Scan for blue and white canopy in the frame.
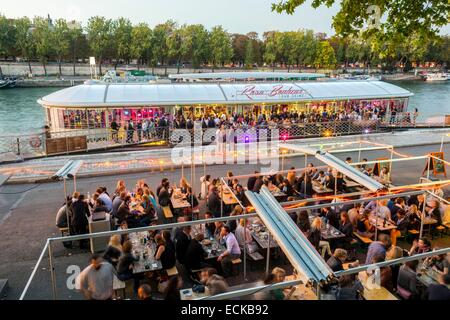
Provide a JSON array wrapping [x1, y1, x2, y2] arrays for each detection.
[[38, 80, 413, 108]]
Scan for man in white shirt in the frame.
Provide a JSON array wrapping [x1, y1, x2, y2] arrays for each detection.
[[217, 226, 241, 277], [77, 254, 116, 300]]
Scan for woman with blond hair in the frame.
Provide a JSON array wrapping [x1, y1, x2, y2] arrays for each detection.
[[115, 180, 126, 195], [179, 176, 191, 194], [308, 217, 332, 258]]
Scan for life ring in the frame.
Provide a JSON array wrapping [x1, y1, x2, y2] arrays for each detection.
[[29, 136, 42, 148]]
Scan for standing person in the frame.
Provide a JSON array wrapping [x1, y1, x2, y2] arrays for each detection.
[[217, 226, 241, 277], [110, 119, 119, 143], [413, 108, 419, 125], [70, 194, 90, 248], [77, 254, 116, 300], [126, 120, 134, 143], [174, 226, 192, 265], [117, 240, 141, 293], [102, 235, 122, 267], [136, 120, 142, 142], [200, 175, 211, 200], [185, 233, 208, 272], [154, 234, 176, 270]]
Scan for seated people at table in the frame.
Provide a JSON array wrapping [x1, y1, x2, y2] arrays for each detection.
[[117, 241, 140, 292], [156, 178, 169, 199], [185, 187, 199, 213], [207, 187, 222, 218], [134, 187, 144, 202], [139, 195, 157, 226], [138, 284, 153, 301], [426, 252, 450, 275], [231, 178, 240, 191], [55, 196, 72, 228], [371, 254, 394, 292], [115, 196, 131, 225], [163, 275, 182, 301], [390, 198, 406, 220], [335, 172, 347, 193], [319, 207, 340, 229], [174, 226, 192, 265], [96, 187, 112, 212], [203, 212, 216, 238], [158, 181, 172, 207], [112, 191, 126, 218], [314, 170, 326, 184], [226, 171, 234, 187], [154, 234, 176, 270], [425, 199, 443, 226], [324, 174, 335, 190], [185, 233, 208, 271], [299, 174, 314, 198], [114, 180, 126, 198], [356, 210, 375, 239], [397, 260, 422, 300], [336, 274, 363, 300], [365, 234, 390, 264], [234, 184, 248, 206], [308, 217, 332, 258], [377, 167, 391, 184], [273, 174, 284, 188], [92, 198, 108, 214], [179, 176, 191, 194], [200, 268, 229, 296], [373, 199, 393, 222], [70, 194, 90, 248], [253, 175, 264, 193], [390, 209, 409, 246], [287, 167, 297, 186], [297, 211, 311, 236], [424, 273, 450, 300], [327, 248, 347, 272], [77, 254, 116, 300], [247, 171, 259, 191], [280, 179, 294, 197], [348, 203, 362, 228], [102, 235, 122, 267], [214, 221, 224, 242], [338, 211, 354, 246], [406, 204, 421, 229], [409, 237, 432, 256], [217, 226, 241, 278], [200, 175, 211, 200]]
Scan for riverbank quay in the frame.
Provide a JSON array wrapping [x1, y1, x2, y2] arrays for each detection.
[[0, 128, 449, 184]]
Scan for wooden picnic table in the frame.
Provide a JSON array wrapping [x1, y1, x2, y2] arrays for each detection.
[[250, 224, 278, 249], [191, 225, 227, 259], [369, 215, 397, 231], [128, 232, 163, 273], [312, 181, 334, 194], [170, 189, 191, 209], [218, 187, 239, 205], [358, 271, 398, 300]]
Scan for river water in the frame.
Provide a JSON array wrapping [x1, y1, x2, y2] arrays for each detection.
[[0, 81, 448, 136]]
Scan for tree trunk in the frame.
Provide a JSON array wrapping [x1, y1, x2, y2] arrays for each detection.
[[0, 66, 3, 77], [73, 49, 76, 77], [43, 60, 47, 76], [99, 59, 102, 76], [58, 58, 62, 78], [164, 66, 167, 76], [177, 58, 181, 74], [28, 60, 32, 75]]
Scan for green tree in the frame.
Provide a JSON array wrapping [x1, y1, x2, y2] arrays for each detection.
[[314, 40, 337, 69], [231, 34, 248, 67], [52, 19, 70, 77], [151, 20, 175, 75], [244, 38, 255, 69], [167, 24, 191, 74], [130, 22, 152, 69], [0, 15, 16, 75], [263, 31, 279, 71], [14, 17, 35, 75], [272, 0, 450, 40], [209, 26, 233, 69], [67, 21, 83, 76], [112, 17, 133, 68], [86, 16, 113, 75], [186, 24, 210, 69], [33, 16, 54, 76]]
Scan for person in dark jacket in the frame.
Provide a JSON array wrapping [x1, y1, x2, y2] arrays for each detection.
[[70, 194, 90, 248], [319, 207, 339, 229], [397, 260, 422, 299], [174, 226, 192, 265], [327, 248, 347, 272], [164, 276, 182, 300], [424, 274, 450, 300], [207, 187, 222, 218], [185, 233, 208, 271], [338, 211, 354, 247], [116, 196, 131, 225], [158, 181, 172, 207], [307, 217, 322, 250], [154, 233, 176, 270], [117, 240, 141, 292], [336, 274, 363, 300], [299, 174, 313, 198], [297, 211, 311, 235], [253, 176, 264, 193], [204, 212, 216, 238]]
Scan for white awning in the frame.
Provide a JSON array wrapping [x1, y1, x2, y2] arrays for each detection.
[[38, 80, 413, 108]]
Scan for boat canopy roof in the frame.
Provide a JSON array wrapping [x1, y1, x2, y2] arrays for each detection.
[[38, 80, 413, 108], [168, 71, 325, 81]]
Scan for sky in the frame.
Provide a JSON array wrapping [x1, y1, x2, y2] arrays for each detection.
[[1, 0, 449, 36]]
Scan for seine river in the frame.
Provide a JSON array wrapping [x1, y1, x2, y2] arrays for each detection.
[[0, 80, 448, 136]]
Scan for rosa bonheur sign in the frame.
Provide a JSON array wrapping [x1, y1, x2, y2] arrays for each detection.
[[234, 84, 309, 101]]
